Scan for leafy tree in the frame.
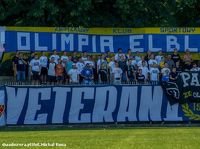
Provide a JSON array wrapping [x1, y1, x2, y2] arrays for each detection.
[[0, 0, 200, 27]]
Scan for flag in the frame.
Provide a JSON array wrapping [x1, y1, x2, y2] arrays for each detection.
[[162, 71, 200, 105]]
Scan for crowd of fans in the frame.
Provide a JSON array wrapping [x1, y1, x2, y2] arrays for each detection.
[[11, 48, 199, 85]]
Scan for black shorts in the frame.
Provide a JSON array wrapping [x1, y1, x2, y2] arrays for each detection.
[[65, 74, 70, 80], [32, 71, 40, 80], [41, 67, 48, 75], [79, 75, 84, 83], [56, 76, 64, 81], [48, 75, 56, 82], [100, 76, 108, 82]]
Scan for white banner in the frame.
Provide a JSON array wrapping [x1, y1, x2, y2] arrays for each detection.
[[5, 85, 185, 125], [0, 88, 5, 126]]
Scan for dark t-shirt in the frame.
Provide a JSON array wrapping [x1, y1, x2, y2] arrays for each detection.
[[171, 54, 181, 64], [99, 69, 108, 82], [136, 73, 145, 82], [15, 57, 26, 71], [12, 56, 18, 64], [176, 67, 182, 74], [72, 56, 78, 63], [119, 61, 128, 73], [144, 54, 150, 62], [127, 65, 135, 78], [24, 58, 29, 73], [28, 56, 35, 63], [169, 71, 178, 81]]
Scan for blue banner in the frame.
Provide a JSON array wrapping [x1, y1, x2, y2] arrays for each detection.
[[3, 85, 200, 125], [5, 31, 200, 53]]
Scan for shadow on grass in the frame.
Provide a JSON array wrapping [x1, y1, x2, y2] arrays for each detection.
[[0, 122, 200, 132]]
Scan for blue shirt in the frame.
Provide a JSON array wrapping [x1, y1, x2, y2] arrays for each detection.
[[66, 61, 73, 72], [81, 68, 93, 80], [162, 76, 169, 82]]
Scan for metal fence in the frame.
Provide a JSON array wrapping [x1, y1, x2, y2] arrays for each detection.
[[0, 79, 161, 86]]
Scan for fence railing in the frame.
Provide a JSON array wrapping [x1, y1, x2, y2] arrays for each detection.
[[0, 79, 161, 86]]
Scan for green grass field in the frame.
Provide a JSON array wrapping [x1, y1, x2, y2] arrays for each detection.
[[0, 127, 200, 149]]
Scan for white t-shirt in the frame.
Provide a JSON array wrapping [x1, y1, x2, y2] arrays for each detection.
[[50, 55, 60, 64], [48, 62, 56, 76], [135, 56, 141, 63], [137, 60, 148, 67], [97, 59, 107, 69], [61, 55, 69, 66], [81, 56, 88, 61], [84, 60, 94, 67], [148, 59, 157, 67], [112, 67, 123, 79], [90, 61, 95, 68], [190, 67, 200, 71], [161, 67, 170, 76], [139, 66, 149, 79], [131, 59, 137, 67], [150, 67, 160, 81], [30, 59, 40, 72], [126, 54, 132, 59], [76, 62, 85, 73], [68, 68, 80, 83], [108, 61, 115, 73], [114, 53, 125, 61], [155, 55, 163, 64], [39, 56, 48, 68]]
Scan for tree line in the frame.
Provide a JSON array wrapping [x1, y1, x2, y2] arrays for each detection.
[[0, 0, 199, 27]]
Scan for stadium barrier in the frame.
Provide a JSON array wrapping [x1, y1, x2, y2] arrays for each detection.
[[0, 79, 160, 86], [0, 86, 5, 126], [0, 84, 200, 126]]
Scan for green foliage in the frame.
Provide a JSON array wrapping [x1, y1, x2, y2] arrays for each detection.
[[0, 0, 200, 27], [0, 59, 13, 76]]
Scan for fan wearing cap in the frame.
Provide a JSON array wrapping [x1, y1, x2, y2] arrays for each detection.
[[68, 63, 80, 84], [81, 63, 94, 85]]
